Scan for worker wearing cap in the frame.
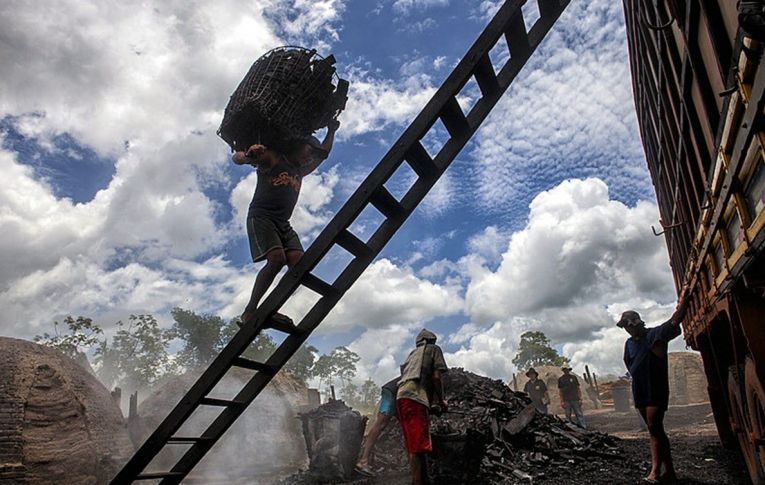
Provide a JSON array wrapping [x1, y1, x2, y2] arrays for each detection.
[[397, 329, 448, 485], [618, 302, 688, 484], [523, 368, 550, 414], [557, 366, 586, 428]]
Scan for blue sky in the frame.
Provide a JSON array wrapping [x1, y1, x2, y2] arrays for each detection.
[[0, 0, 687, 383]]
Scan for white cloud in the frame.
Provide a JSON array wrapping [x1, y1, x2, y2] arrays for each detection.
[[0, 0, 352, 338], [340, 64, 437, 137], [392, 0, 449, 15], [465, 178, 673, 326], [427, 178, 678, 379], [466, 225, 511, 265], [463, 0, 649, 216], [317, 258, 464, 331]]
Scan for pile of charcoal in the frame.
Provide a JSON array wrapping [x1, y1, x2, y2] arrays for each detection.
[[371, 368, 622, 484]]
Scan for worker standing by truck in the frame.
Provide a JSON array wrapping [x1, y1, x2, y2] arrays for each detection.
[[618, 303, 688, 484]]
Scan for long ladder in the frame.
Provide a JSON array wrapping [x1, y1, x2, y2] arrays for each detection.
[[111, 1, 570, 482]]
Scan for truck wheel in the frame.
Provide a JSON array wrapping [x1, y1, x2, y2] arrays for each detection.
[[745, 358, 765, 476], [728, 365, 765, 484]]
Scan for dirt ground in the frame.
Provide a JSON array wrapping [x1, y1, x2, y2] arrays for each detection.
[[533, 402, 751, 485]]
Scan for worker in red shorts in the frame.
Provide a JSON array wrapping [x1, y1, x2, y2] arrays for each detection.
[[396, 329, 448, 485]]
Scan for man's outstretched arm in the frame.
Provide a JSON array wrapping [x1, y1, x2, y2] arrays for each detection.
[[301, 120, 340, 176]]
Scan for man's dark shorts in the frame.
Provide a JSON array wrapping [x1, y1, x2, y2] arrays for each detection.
[[247, 216, 303, 262]]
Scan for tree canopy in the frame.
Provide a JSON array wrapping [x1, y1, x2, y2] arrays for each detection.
[[512, 331, 570, 371]]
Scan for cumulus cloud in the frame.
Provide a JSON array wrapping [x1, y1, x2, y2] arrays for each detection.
[[462, 0, 649, 219], [465, 178, 674, 326], [436, 178, 679, 378], [0, 0, 352, 337], [392, 0, 449, 15], [340, 63, 437, 137], [318, 258, 464, 331]]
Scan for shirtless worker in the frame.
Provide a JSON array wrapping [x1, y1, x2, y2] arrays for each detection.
[[233, 120, 339, 325]]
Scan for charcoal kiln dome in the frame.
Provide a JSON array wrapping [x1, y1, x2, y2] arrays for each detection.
[[0, 337, 132, 484]]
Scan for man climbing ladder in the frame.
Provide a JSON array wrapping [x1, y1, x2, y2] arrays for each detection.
[[234, 121, 339, 327]]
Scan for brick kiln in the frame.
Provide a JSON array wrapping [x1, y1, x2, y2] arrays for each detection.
[[0, 337, 133, 484]]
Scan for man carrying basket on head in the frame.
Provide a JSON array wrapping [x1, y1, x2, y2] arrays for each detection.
[[233, 119, 339, 326]]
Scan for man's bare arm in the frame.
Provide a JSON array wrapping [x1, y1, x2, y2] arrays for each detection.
[[301, 120, 340, 176]]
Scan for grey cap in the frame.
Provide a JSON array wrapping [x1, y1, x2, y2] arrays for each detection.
[[617, 310, 644, 328], [416, 329, 437, 346]]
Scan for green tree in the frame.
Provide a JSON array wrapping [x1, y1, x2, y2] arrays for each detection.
[[512, 331, 569, 371], [169, 308, 227, 369], [331, 346, 360, 388], [34, 316, 103, 359], [284, 344, 318, 382], [219, 319, 278, 362], [312, 346, 360, 395], [342, 381, 360, 407], [360, 379, 379, 409], [94, 314, 174, 391]]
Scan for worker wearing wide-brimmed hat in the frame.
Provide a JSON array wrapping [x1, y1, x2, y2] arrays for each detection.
[[557, 365, 586, 428], [522, 367, 550, 414], [618, 302, 688, 484]]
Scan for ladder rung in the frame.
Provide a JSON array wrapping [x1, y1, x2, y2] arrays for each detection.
[[335, 229, 373, 258], [199, 397, 244, 407], [369, 187, 405, 220], [135, 472, 185, 480], [440, 97, 469, 138], [264, 315, 303, 335], [505, 12, 530, 58], [301, 272, 340, 297], [405, 142, 438, 179], [473, 54, 500, 96], [167, 436, 212, 444], [232, 357, 275, 373]]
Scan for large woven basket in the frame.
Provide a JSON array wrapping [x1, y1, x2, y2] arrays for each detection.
[[218, 46, 348, 152]]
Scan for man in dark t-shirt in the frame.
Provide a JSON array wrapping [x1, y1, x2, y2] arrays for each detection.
[[233, 120, 339, 325], [523, 368, 549, 413], [619, 304, 687, 483], [557, 367, 586, 428]]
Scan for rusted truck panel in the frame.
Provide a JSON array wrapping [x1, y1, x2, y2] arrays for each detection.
[[623, 1, 765, 482]]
